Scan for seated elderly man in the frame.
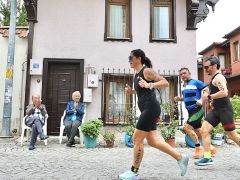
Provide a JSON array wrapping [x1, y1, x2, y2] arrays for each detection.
[[64, 91, 85, 147], [26, 94, 49, 150]]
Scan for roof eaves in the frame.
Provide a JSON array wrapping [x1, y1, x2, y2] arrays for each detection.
[[198, 42, 222, 55], [223, 26, 240, 39]]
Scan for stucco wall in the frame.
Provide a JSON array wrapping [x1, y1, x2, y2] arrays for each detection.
[[31, 0, 197, 120], [0, 35, 28, 135], [230, 34, 240, 74]]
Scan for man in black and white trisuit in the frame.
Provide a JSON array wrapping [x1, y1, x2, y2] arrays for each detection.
[[195, 56, 240, 166]]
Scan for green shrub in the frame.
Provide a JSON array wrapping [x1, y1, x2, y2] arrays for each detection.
[[124, 124, 135, 136], [158, 120, 178, 140], [230, 95, 240, 120], [158, 102, 178, 140], [210, 124, 224, 139], [102, 130, 115, 143], [81, 119, 103, 138]]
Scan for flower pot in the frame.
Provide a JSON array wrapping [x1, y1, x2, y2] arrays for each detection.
[[211, 133, 223, 146], [83, 135, 97, 148], [106, 140, 114, 148], [124, 134, 134, 148], [185, 134, 203, 148], [165, 138, 176, 148]]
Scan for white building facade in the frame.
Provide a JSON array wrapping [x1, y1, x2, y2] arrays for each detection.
[[0, 0, 218, 135]]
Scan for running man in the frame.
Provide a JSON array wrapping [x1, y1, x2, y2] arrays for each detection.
[[175, 68, 216, 159], [195, 56, 240, 166], [118, 49, 189, 180]]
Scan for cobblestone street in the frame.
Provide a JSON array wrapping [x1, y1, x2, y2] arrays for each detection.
[[0, 129, 239, 180]]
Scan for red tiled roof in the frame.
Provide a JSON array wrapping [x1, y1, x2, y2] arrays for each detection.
[[0, 27, 28, 38]]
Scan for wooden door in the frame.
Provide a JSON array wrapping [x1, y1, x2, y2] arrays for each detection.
[[43, 61, 83, 134]]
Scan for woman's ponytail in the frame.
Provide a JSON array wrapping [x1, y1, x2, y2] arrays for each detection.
[[131, 49, 153, 68], [144, 57, 152, 68]]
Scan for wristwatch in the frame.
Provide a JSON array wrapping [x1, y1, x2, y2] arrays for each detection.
[[149, 82, 154, 90]]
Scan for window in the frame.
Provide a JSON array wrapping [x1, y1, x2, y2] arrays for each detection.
[[103, 73, 134, 124], [233, 41, 240, 61], [105, 0, 132, 41], [150, 0, 176, 42], [219, 54, 225, 69]]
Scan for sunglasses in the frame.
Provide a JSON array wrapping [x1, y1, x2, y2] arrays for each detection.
[[128, 56, 134, 62], [204, 65, 213, 70]]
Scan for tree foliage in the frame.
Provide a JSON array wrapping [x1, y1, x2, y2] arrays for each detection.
[[16, 4, 28, 26], [0, 1, 10, 26], [0, 1, 28, 26]]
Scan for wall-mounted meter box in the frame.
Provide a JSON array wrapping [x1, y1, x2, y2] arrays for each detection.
[[87, 74, 98, 87], [83, 88, 92, 102], [30, 59, 43, 75]]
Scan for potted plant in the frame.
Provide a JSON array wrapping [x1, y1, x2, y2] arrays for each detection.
[[124, 124, 135, 148], [210, 124, 224, 146], [158, 120, 178, 147], [158, 102, 179, 147], [102, 130, 115, 148], [81, 119, 103, 148], [123, 108, 137, 148]]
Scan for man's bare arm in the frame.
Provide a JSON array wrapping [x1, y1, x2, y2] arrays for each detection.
[[211, 75, 228, 99]]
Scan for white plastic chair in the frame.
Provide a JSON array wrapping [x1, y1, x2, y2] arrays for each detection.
[[20, 114, 48, 146], [59, 110, 85, 145]]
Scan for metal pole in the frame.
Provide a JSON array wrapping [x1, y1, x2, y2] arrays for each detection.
[[1, 0, 17, 137]]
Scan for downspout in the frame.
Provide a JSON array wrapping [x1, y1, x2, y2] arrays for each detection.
[[23, 0, 38, 116], [23, 22, 34, 113], [19, 61, 27, 133]]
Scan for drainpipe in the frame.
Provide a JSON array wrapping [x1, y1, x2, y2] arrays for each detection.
[[1, 0, 17, 137], [19, 61, 27, 134]]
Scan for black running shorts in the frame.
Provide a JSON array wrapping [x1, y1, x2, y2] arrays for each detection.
[[136, 94, 161, 132], [205, 106, 235, 131], [187, 107, 204, 129]]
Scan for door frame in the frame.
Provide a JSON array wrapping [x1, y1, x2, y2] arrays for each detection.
[[42, 58, 84, 104]]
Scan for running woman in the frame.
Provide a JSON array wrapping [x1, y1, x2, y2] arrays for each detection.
[[195, 56, 240, 166], [119, 49, 189, 179]]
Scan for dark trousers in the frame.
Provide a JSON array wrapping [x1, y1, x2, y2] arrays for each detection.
[[29, 119, 44, 146], [65, 120, 82, 143]]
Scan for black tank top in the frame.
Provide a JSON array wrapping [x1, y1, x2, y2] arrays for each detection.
[[134, 67, 155, 99], [209, 73, 231, 108]]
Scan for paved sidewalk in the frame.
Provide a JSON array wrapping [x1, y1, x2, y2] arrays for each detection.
[[0, 128, 239, 180]]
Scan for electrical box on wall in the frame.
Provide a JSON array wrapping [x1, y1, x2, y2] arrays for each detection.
[[30, 59, 43, 75], [87, 74, 98, 87], [83, 88, 92, 102]]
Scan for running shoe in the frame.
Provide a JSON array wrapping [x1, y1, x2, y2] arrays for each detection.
[[118, 170, 139, 180], [194, 157, 214, 166], [178, 154, 189, 176]]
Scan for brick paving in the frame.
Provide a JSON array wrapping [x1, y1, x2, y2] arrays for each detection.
[[0, 128, 239, 180]]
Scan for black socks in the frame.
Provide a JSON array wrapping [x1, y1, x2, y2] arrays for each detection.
[[195, 143, 200, 147], [131, 166, 139, 173]]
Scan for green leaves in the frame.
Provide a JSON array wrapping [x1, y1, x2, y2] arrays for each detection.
[[16, 4, 28, 26], [124, 124, 135, 136], [0, 2, 28, 26], [81, 119, 103, 138], [158, 120, 178, 140], [159, 102, 179, 140], [101, 130, 115, 143], [230, 95, 240, 120], [210, 124, 224, 139]]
